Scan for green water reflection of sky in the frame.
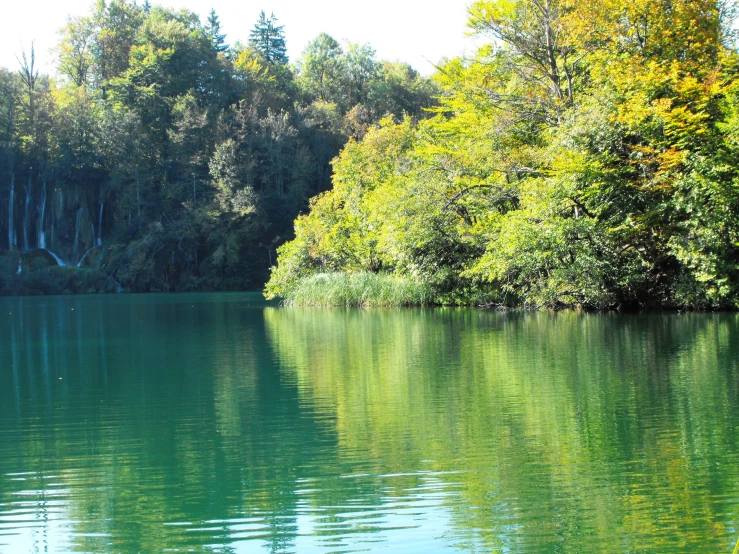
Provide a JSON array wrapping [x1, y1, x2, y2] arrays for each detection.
[[0, 293, 737, 553]]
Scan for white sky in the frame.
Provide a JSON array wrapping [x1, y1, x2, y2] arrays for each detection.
[[0, 0, 478, 76]]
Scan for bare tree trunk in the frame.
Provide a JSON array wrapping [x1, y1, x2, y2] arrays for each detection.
[[542, 0, 563, 102]]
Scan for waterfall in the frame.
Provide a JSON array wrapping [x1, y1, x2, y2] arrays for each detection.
[[54, 188, 62, 250], [8, 173, 15, 250], [16, 261, 21, 275], [22, 177, 32, 251], [43, 249, 65, 266], [37, 179, 47, 249], [77, 246, 95, 268], [97, 202, 104, 246], [73, 207, 83, 259]]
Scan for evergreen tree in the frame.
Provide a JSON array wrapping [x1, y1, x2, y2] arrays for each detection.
[[248, 11, 288, 65], [206, 8, 228, 53]]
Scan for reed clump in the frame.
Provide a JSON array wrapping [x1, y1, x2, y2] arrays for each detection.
[[282, 272, 433, 307]]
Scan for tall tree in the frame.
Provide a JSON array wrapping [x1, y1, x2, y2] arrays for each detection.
[[248, 11, 288, 65], [58, 16, 95, 87], [342, 43, 377, 107], [296, 33, 344, 103], [206, 8, 229, 53], [90, 0, 144, 97]]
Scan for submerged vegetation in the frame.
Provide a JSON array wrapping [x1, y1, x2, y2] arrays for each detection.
[[266, 0, 739, 310], [0, 0, 436, 295]]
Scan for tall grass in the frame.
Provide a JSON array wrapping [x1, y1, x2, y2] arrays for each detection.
[[283, 272, 433, 307]]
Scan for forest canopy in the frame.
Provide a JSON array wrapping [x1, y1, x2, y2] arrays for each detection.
[[0, 0, 436, 295], [265, 0, 739, 310]]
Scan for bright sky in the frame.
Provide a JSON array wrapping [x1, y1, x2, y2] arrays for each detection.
[[0, 0, 477, 76]]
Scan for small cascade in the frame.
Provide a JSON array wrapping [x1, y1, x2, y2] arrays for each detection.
[[73, 207, 83, 259], [115, 280, 122, 293], [77, 246, 95, 268], [37, 179, 47, 249], [16, 261, 21, 275], [8, 173, 15, 250], [22, 177, 32, 251], [97, 202, 104, 246], [43, 249, 66, 267]]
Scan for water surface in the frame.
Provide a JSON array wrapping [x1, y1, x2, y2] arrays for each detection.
[[0, 293, 738, 552]]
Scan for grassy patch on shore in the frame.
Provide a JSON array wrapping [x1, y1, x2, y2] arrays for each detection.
[[282, 272, 433, 307]]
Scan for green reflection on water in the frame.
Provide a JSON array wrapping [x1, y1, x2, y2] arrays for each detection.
[[1, 294, 738, 553]]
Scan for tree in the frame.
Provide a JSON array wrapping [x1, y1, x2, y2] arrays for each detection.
[[296, 33, 344, 103], [58, 16, 95, 87], [90, 0, 144, 97], [248, 11, 288, 65], [0, 0, 439, 295], [342, 42, 377, 107], [206, 8, 228, 53], [467, 0, 581, 119], [267, 0, 739, 309]]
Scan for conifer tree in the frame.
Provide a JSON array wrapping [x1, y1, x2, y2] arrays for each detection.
[[206, 8, 228, 53], [248, 11, 288, 65]]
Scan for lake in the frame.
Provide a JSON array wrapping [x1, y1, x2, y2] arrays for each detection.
[[0, 293, 738, 553]]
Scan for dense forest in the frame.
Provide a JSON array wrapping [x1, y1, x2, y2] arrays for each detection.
[[4, 0, 739, 310], [266, 0, 739, 310], [0, 0, 436, 294]]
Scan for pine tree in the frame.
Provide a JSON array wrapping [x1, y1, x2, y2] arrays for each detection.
[[206, 9, 229, 53], [142, 0, 151, 14], [248, 11, 288, 65]]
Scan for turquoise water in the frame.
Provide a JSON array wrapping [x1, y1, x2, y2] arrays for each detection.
[[0, 293, 738, 552]]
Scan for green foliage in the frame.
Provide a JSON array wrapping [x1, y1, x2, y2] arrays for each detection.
[[268, 0, 739, 310], [281, 271, 433, 307], [205, 9, 228, 53], [0, 1, 434, 295], [295, 35, 439, 129], [248, 11, 288, 66]]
